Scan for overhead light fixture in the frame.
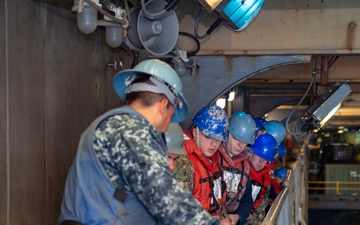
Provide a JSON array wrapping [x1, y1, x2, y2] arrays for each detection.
[[300, 83, 351, 133], [197, 0, 266, 31], [216, 98, 226, 109], [319, 103, 341, 127], [73, 0, 129, 48], [103, 5, 127, 48], [75, 0, 100, 34], [227, 91, 235, 101]]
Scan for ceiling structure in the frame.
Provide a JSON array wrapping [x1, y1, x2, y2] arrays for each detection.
[[59, 0, 360, 133], [241, 55, 360, 132], [174, 0, 360, 133]]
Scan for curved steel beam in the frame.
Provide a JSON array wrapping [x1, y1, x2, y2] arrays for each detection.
[[180, 55, 312, 128]]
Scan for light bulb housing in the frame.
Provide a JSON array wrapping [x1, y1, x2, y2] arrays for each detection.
[[301, 83, 351, 133], [197, 0, 265, 31], [77, 4, 98, 34], [106, 26, 123, 48]]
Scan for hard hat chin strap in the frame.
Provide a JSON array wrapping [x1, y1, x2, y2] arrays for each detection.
[[125, 76, 178, 105], [226, 133, 234, 157], [195, 127, 200, 149]]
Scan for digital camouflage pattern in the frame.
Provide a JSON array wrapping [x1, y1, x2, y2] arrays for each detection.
[[245, 186, 270, 225], [93, 113, 219, 225], [173, 155, 195, 193]]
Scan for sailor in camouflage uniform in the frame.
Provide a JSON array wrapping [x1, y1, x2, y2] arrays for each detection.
[[173, 105, 238, 225], [58, 59, 220, 225], [165, 123, 187, 173]]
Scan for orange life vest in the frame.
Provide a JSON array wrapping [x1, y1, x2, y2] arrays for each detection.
[[249, 162, 273, 209], [183, 130, 225, 218], [218, 144, 250, 213]]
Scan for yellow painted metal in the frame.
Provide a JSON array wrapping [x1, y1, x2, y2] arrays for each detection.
[[197, 0, 223, 12], [309, 181, 360, 195]]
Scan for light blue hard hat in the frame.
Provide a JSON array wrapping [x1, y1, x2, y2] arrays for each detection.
[[251, 134, 277, 162], [192, 105, 228, 142], [165, 123, 187, 155], [228, 112, 256, 144], [113, 59, 188, 122], [263, 120, 286, 145]]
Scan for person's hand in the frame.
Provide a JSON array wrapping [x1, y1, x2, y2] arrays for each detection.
[[268, 199, 274, 206], [247, 213, 252, 221], [227, 214, 240, 225], [220, 217, 232, 225]]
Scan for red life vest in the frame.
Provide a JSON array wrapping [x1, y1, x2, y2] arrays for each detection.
[[183, 130, 225, 218], [270, 178, 281, 196], [218, 144, 250, 213], [249, 162, 273, 209]]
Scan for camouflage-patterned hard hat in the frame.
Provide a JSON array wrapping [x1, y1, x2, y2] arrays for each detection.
[[192, 105, 228, 141]]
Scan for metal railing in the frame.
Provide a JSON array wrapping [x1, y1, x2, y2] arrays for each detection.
[[262, 147, 308, 225], [308, 181, 360, 194]]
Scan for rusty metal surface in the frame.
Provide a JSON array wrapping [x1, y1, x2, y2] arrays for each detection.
[[0, 1, 7, 225], [2, 0, 119, 224], [177, 0, 360, 55]]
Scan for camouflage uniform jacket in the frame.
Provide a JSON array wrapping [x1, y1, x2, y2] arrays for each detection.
[[245, 186, 270, 225], [59, 106, 219, 225]]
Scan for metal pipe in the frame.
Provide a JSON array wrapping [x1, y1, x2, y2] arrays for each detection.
[[321, 56, 329, 86]]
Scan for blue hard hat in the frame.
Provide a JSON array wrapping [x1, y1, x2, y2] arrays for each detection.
[[113, 59, 188, 123], [277, 143, 286, 158], [192, 105, 228, 142], [263, 120, 286, 145], [274, 167, 287, 179], [254, 117, 266, 133], [251, 134, 277, 162], [228, 112, 256, 144]]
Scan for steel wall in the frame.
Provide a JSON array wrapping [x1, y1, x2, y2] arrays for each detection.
[[1, 0, 122, 224]]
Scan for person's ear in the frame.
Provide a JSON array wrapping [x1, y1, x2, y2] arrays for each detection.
[[192, 127, 197, 139], [159, 98, 169, 116]]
